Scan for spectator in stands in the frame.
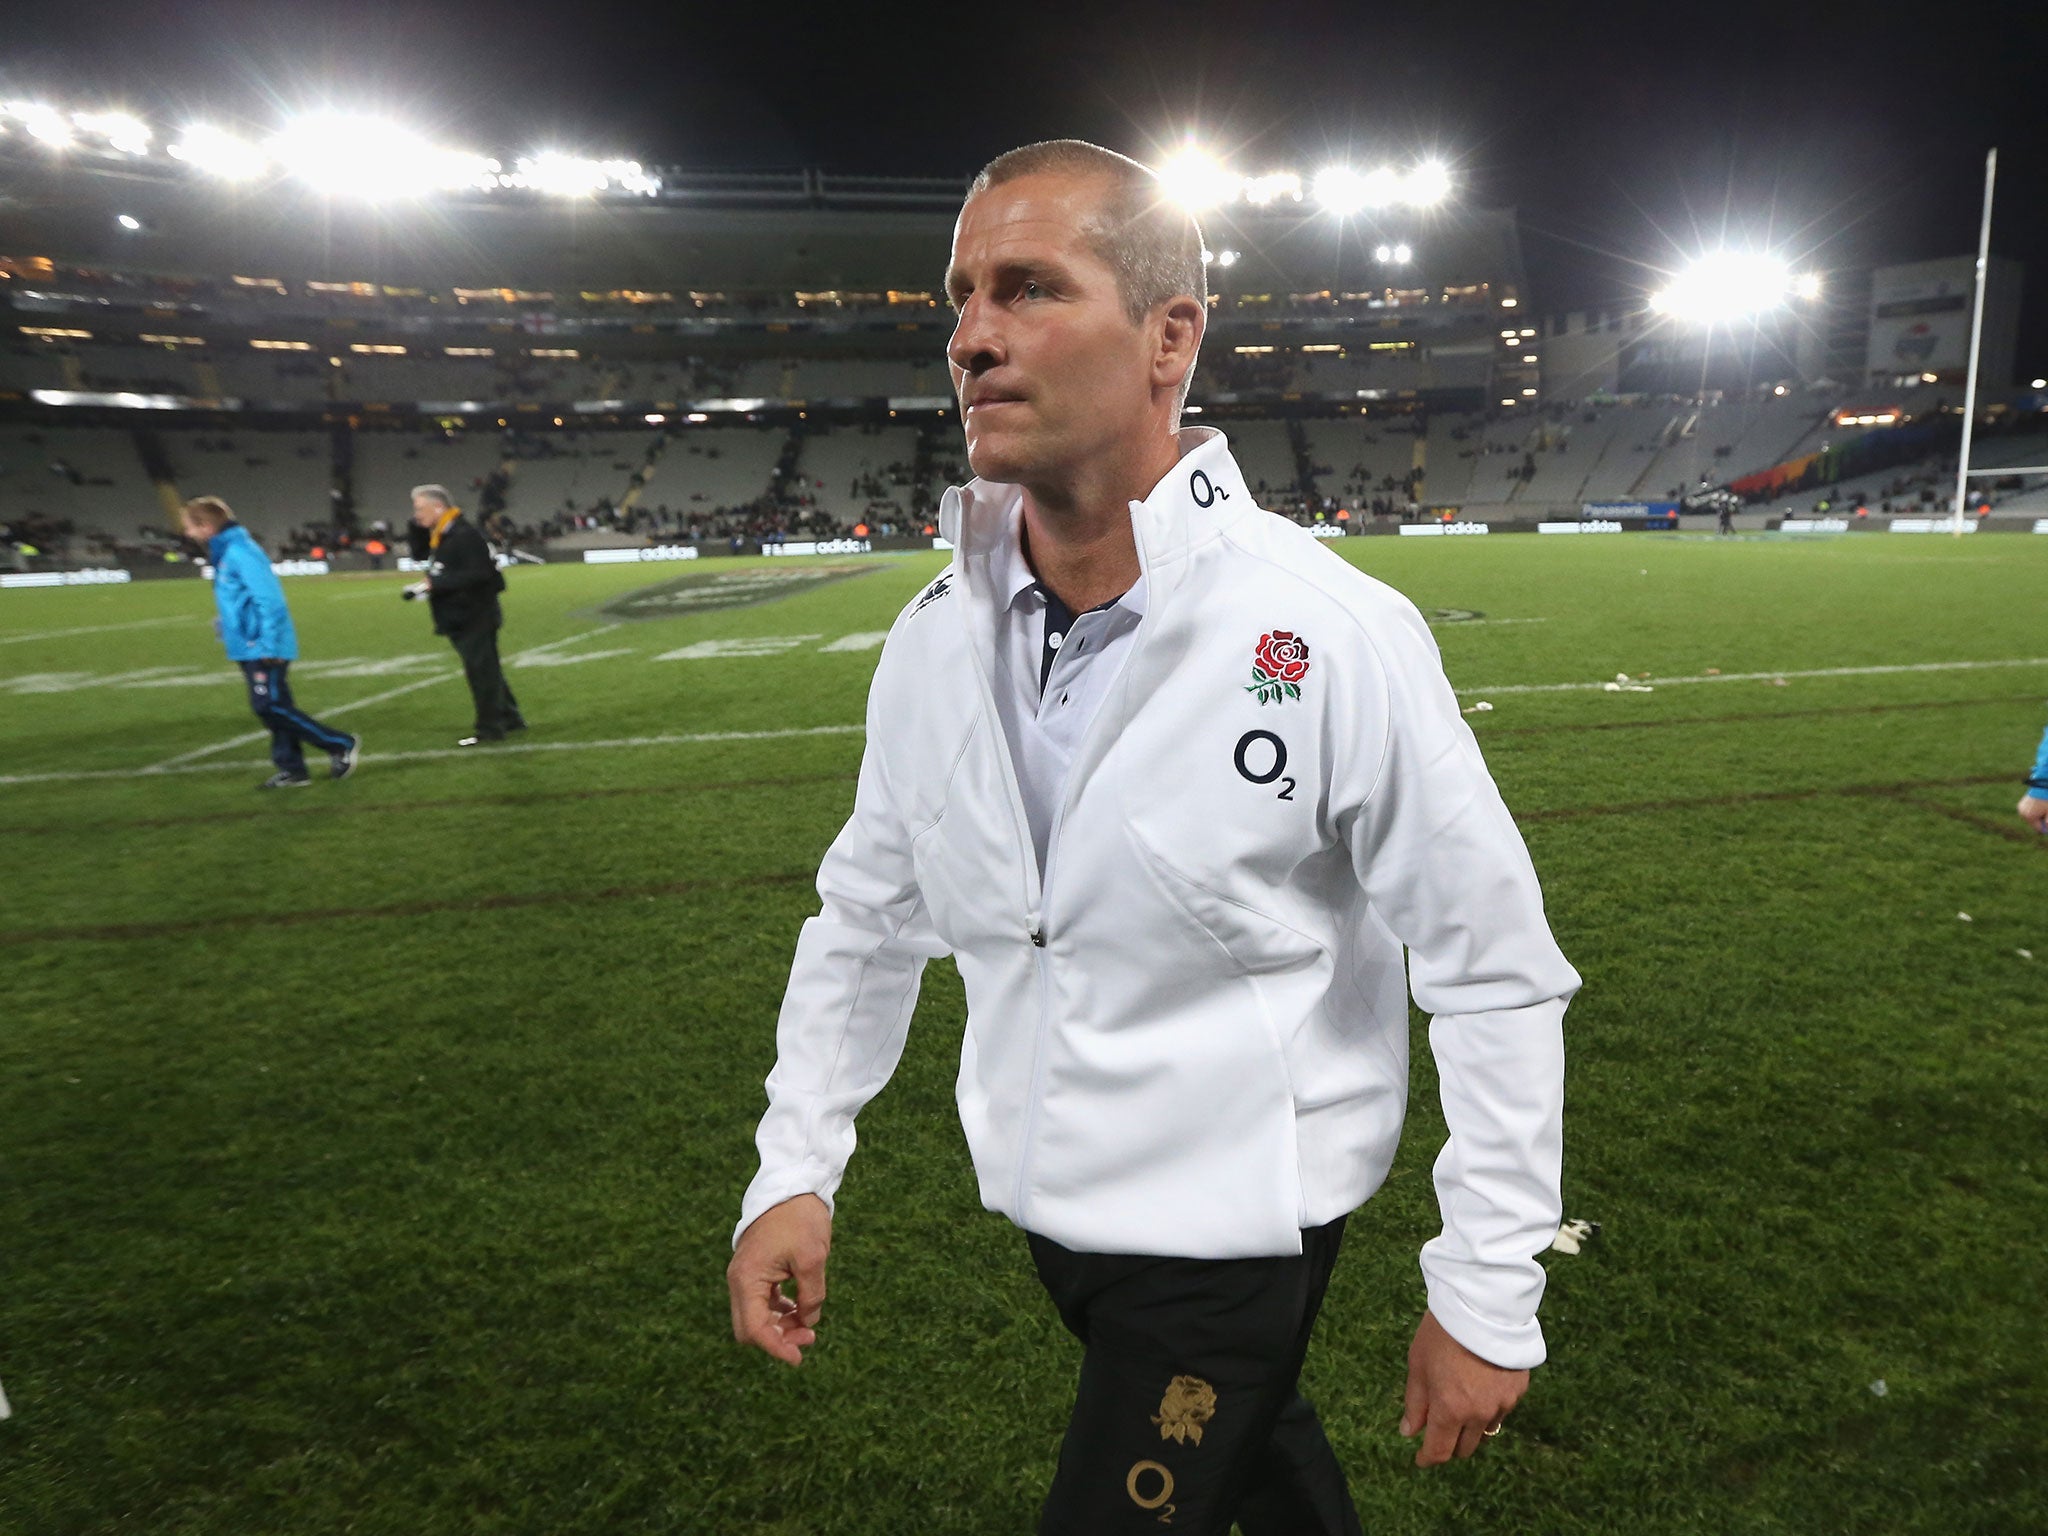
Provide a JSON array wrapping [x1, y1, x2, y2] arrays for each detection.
[[180, 495, 360, 790], [402, 484, 525, 746]]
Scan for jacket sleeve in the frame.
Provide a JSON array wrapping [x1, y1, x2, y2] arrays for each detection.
[[734, 650, 949, 1246], [2028, 719, 2048, 798], [1334, 599, 1580, 1370]]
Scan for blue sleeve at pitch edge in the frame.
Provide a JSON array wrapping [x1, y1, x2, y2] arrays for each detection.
[[2029, 719, 2048, 797]]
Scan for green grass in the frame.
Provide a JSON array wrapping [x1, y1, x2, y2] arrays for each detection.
[[2, 534, 2045, 1534]]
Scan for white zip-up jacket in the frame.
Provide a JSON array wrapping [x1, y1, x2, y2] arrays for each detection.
[[737, 429, 1580, 1368]]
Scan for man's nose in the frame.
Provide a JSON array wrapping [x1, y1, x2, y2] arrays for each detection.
[[947, 296, 1003, 377]]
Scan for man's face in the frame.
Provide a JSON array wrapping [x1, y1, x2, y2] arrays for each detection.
[[944, 172, 1159, 486], [180, 515, 211, 544], [410, 495, 444, 527]]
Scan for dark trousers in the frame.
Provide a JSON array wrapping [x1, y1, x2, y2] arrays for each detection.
[[445, 619, 522, 738], [1029, 1217, 1361, 1536], [240, 661, 352, 775]]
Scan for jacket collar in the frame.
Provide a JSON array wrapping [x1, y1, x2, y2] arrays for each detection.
[[938, 427, 1251, 614], [206, 523, 246, 562]]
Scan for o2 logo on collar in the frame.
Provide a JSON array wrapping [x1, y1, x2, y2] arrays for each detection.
[[1234, 729, 1294, 800], [1189, 469, 1229, 507]]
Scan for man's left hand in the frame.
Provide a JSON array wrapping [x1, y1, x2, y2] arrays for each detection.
[[1400, 1309, 1528, 1466]]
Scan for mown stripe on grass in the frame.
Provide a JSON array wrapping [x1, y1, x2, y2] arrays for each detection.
[[0, 722, 868, 786], [1458, 656, 2048, 695], [0, 773, 863, 836], [1483, 695, 2045, 738], [0, 871, 817, 947], [1518, 773, 2039, 835]]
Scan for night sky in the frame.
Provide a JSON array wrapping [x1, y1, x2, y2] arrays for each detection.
[[10, 0, 2046, 371]]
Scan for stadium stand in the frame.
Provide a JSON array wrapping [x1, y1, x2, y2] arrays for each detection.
[[790, 424, 923, 522]]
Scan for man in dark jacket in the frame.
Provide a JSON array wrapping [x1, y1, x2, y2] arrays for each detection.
[[404, 484, 525, 746]]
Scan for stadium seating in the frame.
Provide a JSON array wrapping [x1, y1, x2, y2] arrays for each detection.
[[1224, 420, 1300, 502], [649, 426, 787, 511], [160, 431, 333, 538], [791, 424, 923, 521], [0, 423, 164, 540]]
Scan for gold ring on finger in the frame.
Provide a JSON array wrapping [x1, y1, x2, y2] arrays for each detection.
[[1483, 1423, 1503, 1437]]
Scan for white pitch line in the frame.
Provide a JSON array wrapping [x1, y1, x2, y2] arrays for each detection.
[[0, 723, 867, 787], [0, 616, 199, 646], [134, 625, 625, 773], [141, 670, 462, 771], [1454, 656, 2048, 696]]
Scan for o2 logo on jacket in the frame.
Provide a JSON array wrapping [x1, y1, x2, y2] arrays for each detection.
[[1234, 729, 1294, 801]]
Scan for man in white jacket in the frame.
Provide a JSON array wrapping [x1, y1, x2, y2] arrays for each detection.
[[729, 139, 1580, 1533]]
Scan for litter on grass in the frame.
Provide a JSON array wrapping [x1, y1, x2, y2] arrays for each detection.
[[0, 1378, 10, 1420], [1869, 1379, 1889, 1398], [1462, 701, 1494, 715], [2018, 949, 2034, 961], [1549, 1218, 1601, 1255], [1958, 913, 1973, 922]]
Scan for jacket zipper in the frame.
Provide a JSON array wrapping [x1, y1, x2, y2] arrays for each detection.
[[960, 506, 1157, 1226]]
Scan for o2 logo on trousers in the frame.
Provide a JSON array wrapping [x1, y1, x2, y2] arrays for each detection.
[[1234, 729, 1294, 800], [1126, 1459, 1175, 1523]]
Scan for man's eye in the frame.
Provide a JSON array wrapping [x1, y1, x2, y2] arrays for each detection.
[[1021, 280, 1044, 300]]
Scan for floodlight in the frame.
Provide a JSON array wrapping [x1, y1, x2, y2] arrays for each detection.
[[271, 114, 496, 198], [1242, 172, 1301, 207], [1793, 272, 1823, 301], [2033, 377, 2046, 390], [1214, 248, 1240, 268], [1649, 251, 1799, 325], [10, 103, 72, 147], [1374, 244, 1392, 262], [115, 213, 141, 231], [508, 153, 659, 197], [168, 124, 266, 180], [1404, 161, 1452, 206], [74, 110, 151, 155], [1159, 147, 1237, 211], [1314, 167, 1367, 215], [1393, 243, 1413, 263]]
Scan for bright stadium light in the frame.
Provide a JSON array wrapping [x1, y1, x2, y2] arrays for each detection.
[[1241, 171, 1301, 207], [73, 110, 151, 155], [271, 114, 497, 198], [505, 153, 659, 197], [1650, 251, 1814, 325], [1159, 146, 1237, 211], [6, 102, 73, 148], [1404, 160, 1452, 206], [115, 213, 141, 231], [1393, 242, 1413, 263], [168, 124, 267, 180], [1792, 271, 1823, 301], [1374, 244, 1392, 262], [1315, 164, 1405, 215], [1214, 248, 1240, 267]]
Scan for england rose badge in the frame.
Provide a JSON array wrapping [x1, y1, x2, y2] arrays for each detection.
[[1246, 630, 1310, 704]]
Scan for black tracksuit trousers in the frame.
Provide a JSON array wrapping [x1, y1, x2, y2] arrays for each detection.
[[1029, 1216, 1362, 1535]]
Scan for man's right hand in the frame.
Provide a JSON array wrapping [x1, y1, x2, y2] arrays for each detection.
[[727, 1193, 833, 1366], [2018, 794, 2048, 835]]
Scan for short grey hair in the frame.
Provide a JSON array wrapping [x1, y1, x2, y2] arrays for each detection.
[[410, 484, 453, 507], [968, 140, 1208, 326]]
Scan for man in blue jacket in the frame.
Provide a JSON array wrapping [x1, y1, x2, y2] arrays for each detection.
[[182, 496, 360, 789], [2021, 719, 2048, 834]]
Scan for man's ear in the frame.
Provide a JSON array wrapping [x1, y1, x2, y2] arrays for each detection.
[[1153, 294, 1206, 394]]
